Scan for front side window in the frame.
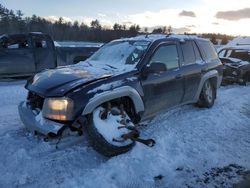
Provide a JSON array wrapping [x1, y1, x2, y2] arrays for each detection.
[[149, 44, 179, 70], [0, 36, 29, 49]]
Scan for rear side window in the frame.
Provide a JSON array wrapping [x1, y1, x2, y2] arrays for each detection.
[[150, 44, 179, 70], [193, 42, 202, 61], [197, 40, 218, 60], [32, 36, 47, 48], [181, 41, 196, 65]]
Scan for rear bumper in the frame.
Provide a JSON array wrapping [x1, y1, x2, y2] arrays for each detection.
[[18, 101, 65, 135]]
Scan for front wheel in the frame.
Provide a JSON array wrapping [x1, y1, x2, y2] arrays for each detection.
[[85, 105, 135, 157], [197, 80, 216, 108]]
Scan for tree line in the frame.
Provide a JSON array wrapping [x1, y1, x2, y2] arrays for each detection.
[[0, 3, 233, 43]]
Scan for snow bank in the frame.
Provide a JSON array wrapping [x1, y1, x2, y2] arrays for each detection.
[[0, 81, 249, 188], [227, 37, 250, 47], [219, 37, 250, 51]]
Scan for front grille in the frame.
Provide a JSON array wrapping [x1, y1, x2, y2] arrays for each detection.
[[27, 92, 44, 110]]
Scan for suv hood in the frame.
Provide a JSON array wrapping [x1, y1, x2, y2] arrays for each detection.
[[220, 57, 250, 68], [26, 65, 112, 97]]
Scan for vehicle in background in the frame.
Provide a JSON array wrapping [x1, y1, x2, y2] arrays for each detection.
[[19, 34, 223, 157], [218, 46, 250, 85], [0, 32, 100, 78]]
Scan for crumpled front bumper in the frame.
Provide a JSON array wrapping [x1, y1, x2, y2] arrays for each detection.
[[18, 101, 65, 135], [222, 66, 245, 84]]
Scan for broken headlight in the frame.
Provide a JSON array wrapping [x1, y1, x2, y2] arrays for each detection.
[[42, 97, 74, 121]]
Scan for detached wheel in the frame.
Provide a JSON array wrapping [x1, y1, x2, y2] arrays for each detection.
[[85, 105, 135, 157], [197, 80, 216, 108]]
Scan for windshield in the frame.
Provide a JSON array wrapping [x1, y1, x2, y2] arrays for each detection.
[[87, 40, 150, 68], [220, 49, 250, 62]]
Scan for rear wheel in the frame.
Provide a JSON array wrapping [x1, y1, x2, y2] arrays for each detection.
[[197, 80, 216, 108], [85, 104, 135, 157], [242, 72, 250, 85]]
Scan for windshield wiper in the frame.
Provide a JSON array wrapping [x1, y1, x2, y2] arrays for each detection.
[[105, 64, 117, 69]]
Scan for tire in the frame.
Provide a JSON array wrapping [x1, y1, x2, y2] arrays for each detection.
[[197, 80, 216, 108], [85, 106, 135, 157]]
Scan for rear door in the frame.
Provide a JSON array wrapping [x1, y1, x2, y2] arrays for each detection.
[[0, 35, 36, 76], [181, 40, 207, 103], [31, 34, 57, 72], [180, 40, 206, 102], [141, 42, 184, 118]]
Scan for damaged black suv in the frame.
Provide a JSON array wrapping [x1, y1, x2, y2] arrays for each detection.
[[19, 34, 223, 156], [218, 46, 250, 85]]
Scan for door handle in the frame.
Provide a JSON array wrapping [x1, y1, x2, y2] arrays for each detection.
[[175, 74, 182, 79]]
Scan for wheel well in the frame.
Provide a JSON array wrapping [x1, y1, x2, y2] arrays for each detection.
[[93, 96, 141, 124], [208, 77, 217, 98], [244, 71, 250, 81], [209, 77, 218, 89]]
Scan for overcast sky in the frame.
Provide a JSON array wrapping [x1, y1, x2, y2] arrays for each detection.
[[1, 0, 250, 35]]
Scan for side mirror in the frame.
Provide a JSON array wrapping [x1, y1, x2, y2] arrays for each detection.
[[147, 62, 167, 73]]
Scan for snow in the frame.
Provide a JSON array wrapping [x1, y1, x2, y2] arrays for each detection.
[[0, 80, 250, 188], [93, 107, 133, 147], [55, 41, 103, 48], [87, 81, 124, 94], [76, 40, 149, 75], [122, 34, 200, 43], [227, 37, 250, 47], [218, 37, 250, 52]]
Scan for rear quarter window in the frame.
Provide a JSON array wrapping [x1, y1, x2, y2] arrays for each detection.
[[197, 40, 218, 61]]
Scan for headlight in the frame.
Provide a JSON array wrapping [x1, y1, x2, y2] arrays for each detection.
[[42, 97, 74, 121]]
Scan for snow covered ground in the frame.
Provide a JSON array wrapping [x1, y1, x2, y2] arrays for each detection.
[[0, 80, 249, 188]]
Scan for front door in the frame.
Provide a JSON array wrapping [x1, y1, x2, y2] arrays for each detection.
[[31, 35, 57, 72], [141, 43, 184, 118]]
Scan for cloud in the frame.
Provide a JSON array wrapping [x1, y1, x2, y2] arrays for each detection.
[[179, 10, 196, 17], [185, 25, 196, 28], [97, 13, 107, 18], [172, 27, 191, 33], [215, 8, 250, 20], [45, 16, 73, 23], [146, 26, 191, 34]]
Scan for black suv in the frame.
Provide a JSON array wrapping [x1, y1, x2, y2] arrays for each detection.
[[19, 34, 223, 156]]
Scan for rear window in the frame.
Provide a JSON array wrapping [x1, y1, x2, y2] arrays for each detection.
[[197, 40, 218, 60], [230, 50, 250, 61]]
